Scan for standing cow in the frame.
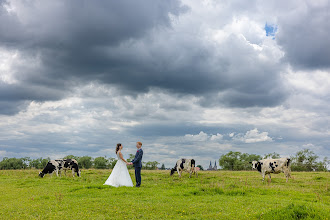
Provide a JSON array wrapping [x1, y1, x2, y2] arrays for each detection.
[[55, 159, 80, 177], [170, 159, 198, 178], [250, 158, 291, 182], [39, 159, 80, 178]]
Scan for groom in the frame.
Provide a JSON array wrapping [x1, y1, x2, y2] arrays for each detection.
[[129, 142, 143, 187]]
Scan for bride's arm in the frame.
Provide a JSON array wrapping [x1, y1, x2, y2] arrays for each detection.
[[118, 152, 128, 164]]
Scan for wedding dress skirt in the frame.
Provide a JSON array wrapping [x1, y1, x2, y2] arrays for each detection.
[[104, 153, 133, 187]]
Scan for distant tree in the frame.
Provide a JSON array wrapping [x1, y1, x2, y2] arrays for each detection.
[[108, 157, 118, 169], [29, 157, 50, 169], [197, 165, 204, 170], [151, 161, 160, 170], [40, 158, 49, 168], [316, 157, 329, 171], [241, 153, 262, 170], [29, 158, 40, 169], [219, 151, 262, 170], [126, 154, 135, 170], [291, 149, 326, 171], [127, 154, 135, 162], [64, 155, 79, 160], [264, 152, 280, 159], [0, 157, 26, 170], [219, 151, 240, 170], [21, 157, 31, 169], [78, 156, 92, 169], [143, 161, 159, 170], [160, 164, 166, 170], [94, 157, 108, 169]]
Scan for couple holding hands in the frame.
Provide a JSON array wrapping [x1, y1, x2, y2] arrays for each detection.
[[104, 142, 143, 187]]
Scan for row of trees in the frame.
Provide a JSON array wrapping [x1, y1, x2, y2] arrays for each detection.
[[0, 154, 160, 170], [1, 149, 328, 171], [0, 157, 49, 170], [219, 149, 329, 171]]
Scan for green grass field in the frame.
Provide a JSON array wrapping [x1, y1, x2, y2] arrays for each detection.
[[0, 169, 329, 219]]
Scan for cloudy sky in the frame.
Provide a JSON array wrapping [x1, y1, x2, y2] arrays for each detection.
[[0, 0, 329, 168]]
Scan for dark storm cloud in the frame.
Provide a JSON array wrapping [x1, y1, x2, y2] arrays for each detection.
[[0, 0, 187, 114], [0, 100, 27, 115], [0, 0, 186, 46], [277, 1, 330, 69], [0, 0, 302, 115], [0, 80, 69, 115], [0, 82, 66, 101]]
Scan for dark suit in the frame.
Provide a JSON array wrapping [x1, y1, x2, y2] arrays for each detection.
[[131, 148, 143, 186]]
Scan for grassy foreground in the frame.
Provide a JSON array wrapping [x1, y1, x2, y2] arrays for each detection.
[[0, 169, 329, 219]]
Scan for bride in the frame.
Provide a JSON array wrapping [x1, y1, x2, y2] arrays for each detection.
[[104, 143, 133, 187]]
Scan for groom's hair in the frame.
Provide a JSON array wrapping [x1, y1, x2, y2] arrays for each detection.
[[137, 142, 142, 146]]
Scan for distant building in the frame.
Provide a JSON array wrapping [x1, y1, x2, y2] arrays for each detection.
[[207, 161, 218, 171]]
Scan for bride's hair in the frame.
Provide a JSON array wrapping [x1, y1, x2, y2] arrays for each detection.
[[116, 143, 122, 154]]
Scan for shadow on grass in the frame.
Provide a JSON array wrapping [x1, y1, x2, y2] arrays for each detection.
[[260, 203, 325, 219], [70, 185, 108, 192], [186, 186, 248, 196]]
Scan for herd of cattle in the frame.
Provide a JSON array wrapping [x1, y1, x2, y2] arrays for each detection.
[[38, 157, 292, 182]]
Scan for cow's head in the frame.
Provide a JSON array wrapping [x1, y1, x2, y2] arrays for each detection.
[[38, 171, 45, 178], [170, 168, 176, 176], [250, 161, 263, 172], [250, 161, 259, 169]]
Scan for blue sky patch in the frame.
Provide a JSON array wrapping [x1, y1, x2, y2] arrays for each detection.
[[265, 23, 277, 39]]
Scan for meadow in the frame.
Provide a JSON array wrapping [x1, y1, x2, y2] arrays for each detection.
[[0, 169, 329, 219]]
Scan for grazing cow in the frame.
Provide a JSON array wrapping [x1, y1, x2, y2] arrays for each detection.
[[170, 159, 198, 178], [39, 159, 80, 178], [251, 158, 291, 182], [55, 159, 80, 177], [39, 160, 60, 178]]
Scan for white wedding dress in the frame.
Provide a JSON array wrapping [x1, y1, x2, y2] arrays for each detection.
[[104, 152, 133, 187]]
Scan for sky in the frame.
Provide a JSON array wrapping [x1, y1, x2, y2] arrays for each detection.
[[0, 0, 329, 168]]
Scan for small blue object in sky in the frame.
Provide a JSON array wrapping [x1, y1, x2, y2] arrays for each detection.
[[265, 23, 277, 39]]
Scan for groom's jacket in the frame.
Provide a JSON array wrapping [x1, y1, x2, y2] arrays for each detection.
[[131, 148, 143, 168]]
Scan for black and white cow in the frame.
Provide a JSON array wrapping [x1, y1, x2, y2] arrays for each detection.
[[251, 158, 291, 182], [58, 159, 80, 177], [39, 160, 60, 178], [39, 159, 80, 178], [170, 159, 198, 178]]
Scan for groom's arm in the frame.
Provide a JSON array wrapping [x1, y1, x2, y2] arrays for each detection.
[[131, 152, 138, 164], [131, 151, 143, 164]]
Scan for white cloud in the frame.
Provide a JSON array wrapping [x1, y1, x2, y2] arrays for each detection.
[[234, 128, 273, 143], [184, 131, 223, 142], [210, 133, 223, 141], [184, 131, 208, 142]]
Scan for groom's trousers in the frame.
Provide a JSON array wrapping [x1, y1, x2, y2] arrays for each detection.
[[135, 167, 141, 186]]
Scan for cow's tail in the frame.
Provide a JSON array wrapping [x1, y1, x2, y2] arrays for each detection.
[[286, 158, 291, 167], [170, 163, 177, 176]]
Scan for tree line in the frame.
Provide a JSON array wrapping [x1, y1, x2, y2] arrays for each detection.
[[1, 148, 328, 171], [218, 149, 329, 171], [0, 154, 160, 170]]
